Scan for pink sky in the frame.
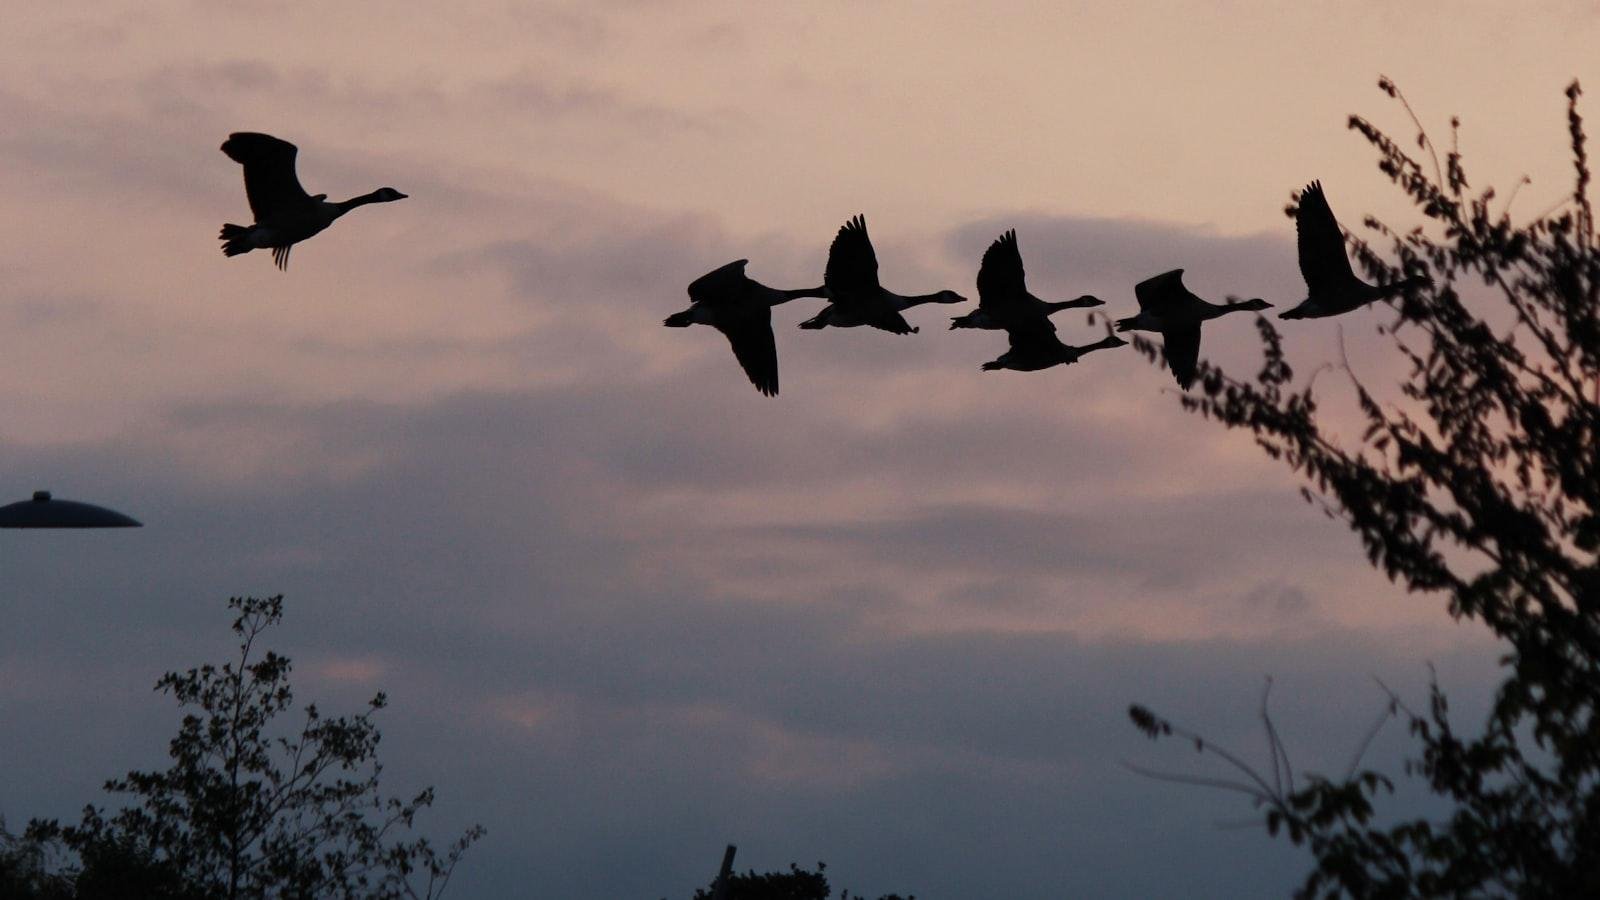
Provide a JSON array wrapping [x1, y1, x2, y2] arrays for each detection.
[[1, 4, 1590, 897]]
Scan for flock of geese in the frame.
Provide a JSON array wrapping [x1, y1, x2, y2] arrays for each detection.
[[217, 132, 1429, 395]]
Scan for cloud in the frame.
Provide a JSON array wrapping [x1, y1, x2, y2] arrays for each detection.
[[947, 214, 1299, 300], [0, 350, 1500, 898], [481, 71, 740, 135]]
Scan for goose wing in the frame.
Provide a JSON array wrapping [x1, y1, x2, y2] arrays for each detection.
[[221, 132, 314, 221], [1134, 269, 1192, 315], [1160, 322, 1202, 389], [824, 215, 880, 302], [1004, 319, 1065, 357], [714, 305, 779, 396], [688, 259, 750, 306], [977, 229, 1028, 313], [1296, 181, 1357, 292], [877, 310, 918, 334]]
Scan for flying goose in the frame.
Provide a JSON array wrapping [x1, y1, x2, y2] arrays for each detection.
[[951, 229, 1102, 330], [218, 132, 407, 270], [980, 326, 1127, 372], [1279, 181, 1429, 319], [1115, 269, 1271, 389], [799, 215, 965, 333], [665, 260, 827, 396]]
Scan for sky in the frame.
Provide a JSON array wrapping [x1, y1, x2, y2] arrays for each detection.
[[0, 2, 1594, 897]]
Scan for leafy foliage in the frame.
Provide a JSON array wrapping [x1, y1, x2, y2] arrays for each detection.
[[24, 596, 483, 900], [1130, 78, 1599, 898], [684, 860, 914, 900], [1, 818, 74, 900]]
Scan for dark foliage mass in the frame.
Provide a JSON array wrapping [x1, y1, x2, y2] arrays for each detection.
[[682, 860, 913, 900], [9, 596, 482, 900], [1130, 79, 1600, 897]]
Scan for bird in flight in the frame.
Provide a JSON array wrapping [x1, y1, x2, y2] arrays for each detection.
[[1116, 270, 1271, 389], [218, 132, 407, 270], [980, 326, 1127, 372], [800, 215, 965, 333], [951, 229, 1102, 331], [1279, 181, 1429, 319], [664, 260, 828, 396]]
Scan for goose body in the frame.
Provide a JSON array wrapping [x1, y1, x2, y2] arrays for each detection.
[[951, 230, 1102, 330], [664, 259, 827, 397], [1115, 269, 1271, 389], [218, 132, 407, 270], [800, 215, 965, 334], [1280, 181, 1428, 319], [981, 328, 1127, 372]]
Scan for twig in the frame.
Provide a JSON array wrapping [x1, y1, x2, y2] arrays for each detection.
[[1345, 690, 1399, 781], [1260, 677, 1295, 796], [1500, 175, 1532, 222], [1383, 75, 1445, 194], [1120, 762, 1272, 801]]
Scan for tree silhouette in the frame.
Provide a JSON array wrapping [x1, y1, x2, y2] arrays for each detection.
[[682, 860, 913, 900], [1129, 77, 1599, 897], [2, 816, 73, 899], [23, 596, 483, 900]]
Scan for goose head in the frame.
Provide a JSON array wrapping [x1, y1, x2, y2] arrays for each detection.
[[930, 289, 967, 304], [370, 187, 409, 202], [1229, 297, 1273, 312]]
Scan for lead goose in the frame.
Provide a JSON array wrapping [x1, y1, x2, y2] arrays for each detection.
[[218, 132, 407, 270], [951, 229, 1102, 330], [1279, 181, 1429, 319], [981, 326, 1126, 372], [665, 260, 827, 397], [800, 215, 965, 334], [1115, 269, 1271, 389]]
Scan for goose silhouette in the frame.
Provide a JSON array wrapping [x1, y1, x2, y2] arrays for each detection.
[[952, 229, 1102, 331], [1116, 270, 1271, 389], [1279, 181, 1430, 319], [981, 328, 1127, 372], [665, 260, 827, 396], [800, 215, 965, 333], [218, 132, 407, 270]]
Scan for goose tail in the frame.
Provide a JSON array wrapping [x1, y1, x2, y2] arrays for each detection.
[[219, 223, 254, 258]]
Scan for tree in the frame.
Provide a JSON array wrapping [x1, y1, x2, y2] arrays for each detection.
[[25, 595, 483, 900], [1128, 77, 1599, 898], [1, 817, 73, 900], [682, 860, 914, 900]]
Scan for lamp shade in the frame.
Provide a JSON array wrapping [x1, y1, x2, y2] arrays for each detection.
[[0, 491, 142, 528]]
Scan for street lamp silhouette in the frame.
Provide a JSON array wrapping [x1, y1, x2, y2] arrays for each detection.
[[0, 490, 142, 528]]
